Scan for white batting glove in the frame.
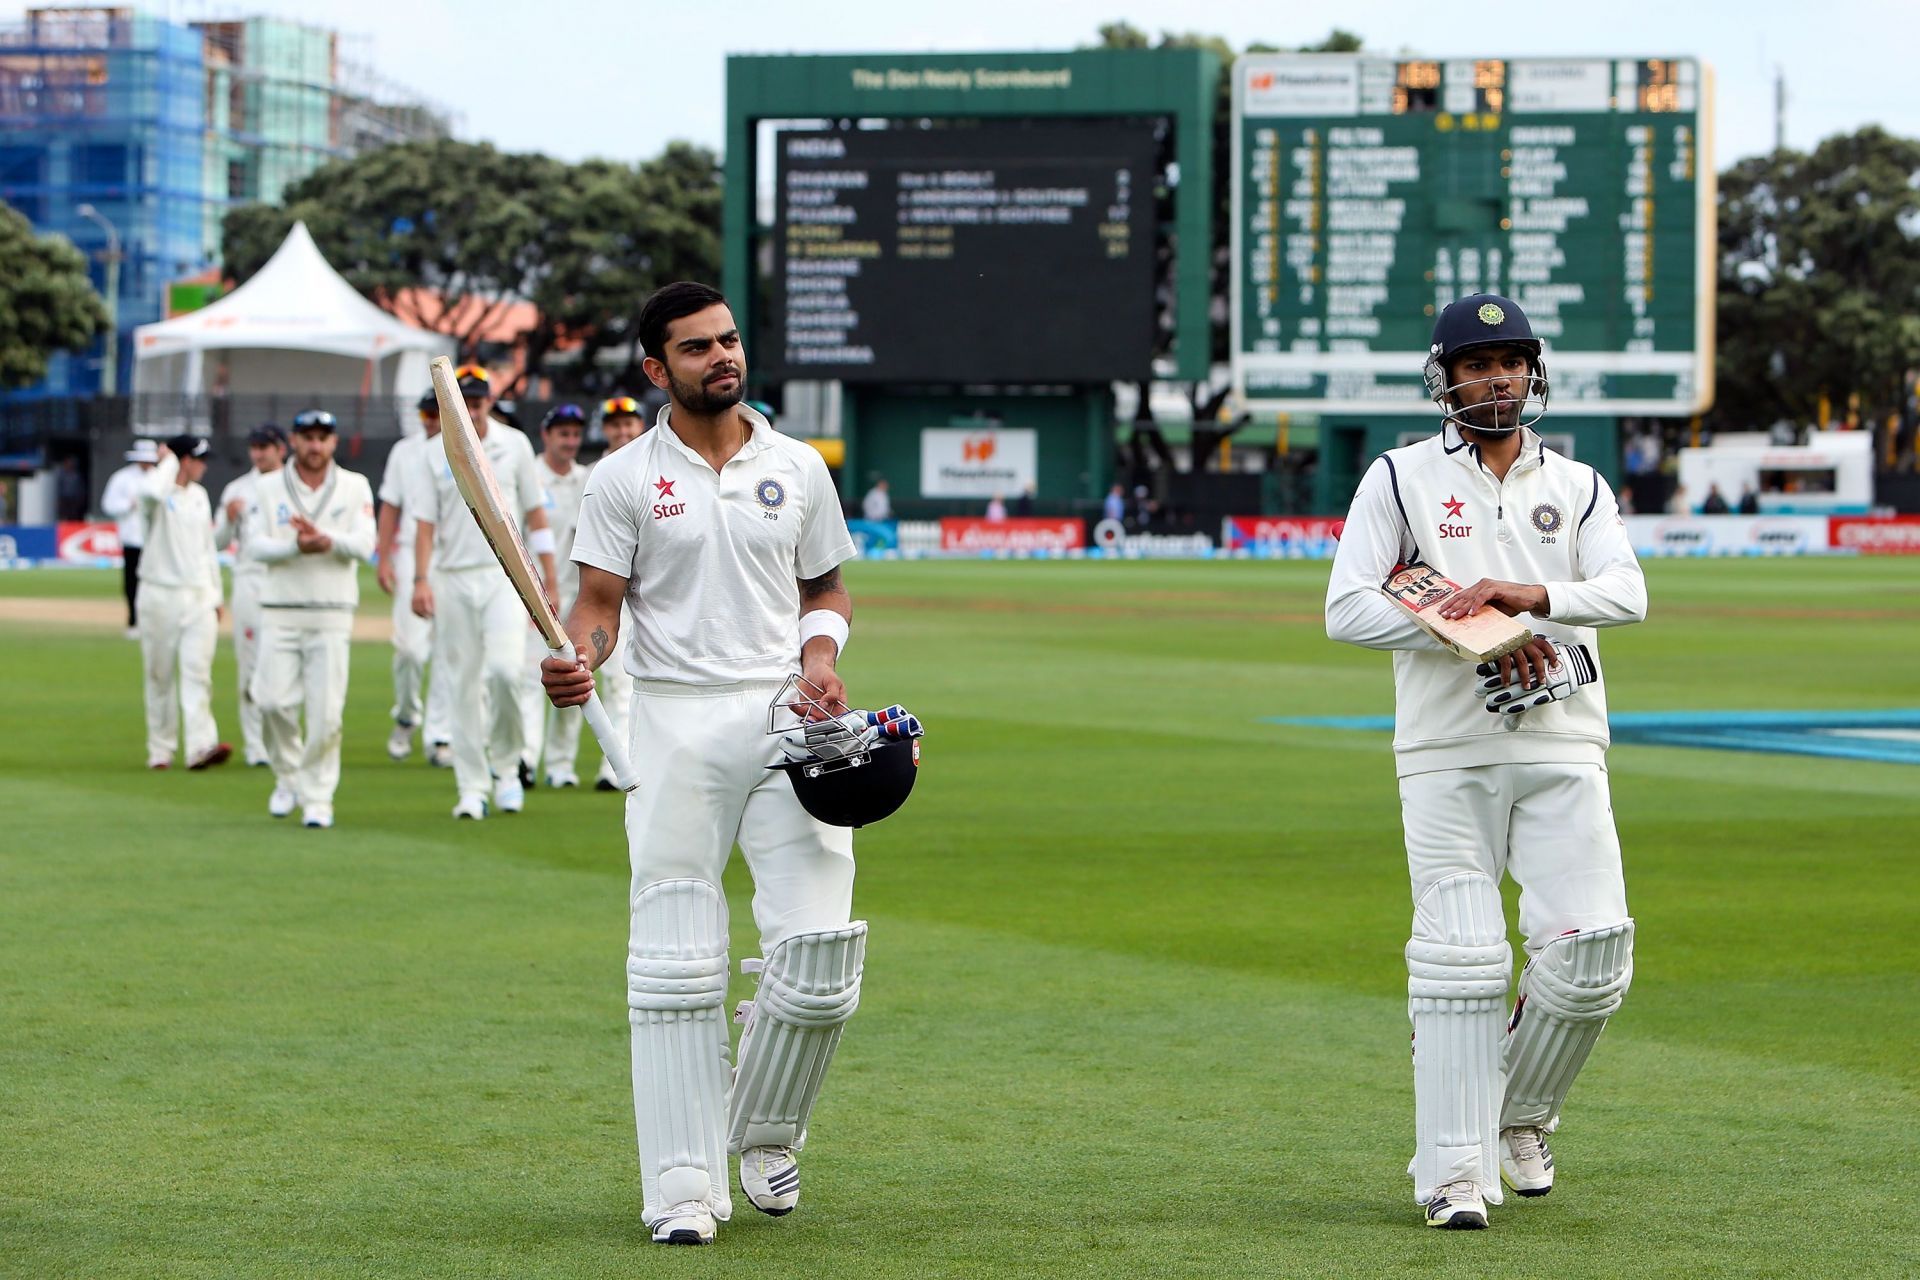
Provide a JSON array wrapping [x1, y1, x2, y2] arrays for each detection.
[[1477, 643, 1599, 716]]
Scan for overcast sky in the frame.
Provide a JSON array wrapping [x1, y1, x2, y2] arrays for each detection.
[[12, 0, 1917, 167]]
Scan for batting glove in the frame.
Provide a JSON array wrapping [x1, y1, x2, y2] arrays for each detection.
[[867, 705, 924, 738], [1476, 643, 1599, 716]]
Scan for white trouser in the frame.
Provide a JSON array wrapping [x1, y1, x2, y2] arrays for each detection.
[[431, 565, 529, 801], [252, 610, 353, 808], [625, 678, 856, 1225], [137, 582, 219, 765], [390, 540, 453, 743], [230, 569, 266, 763], [1399, 761, 1629, 1202]]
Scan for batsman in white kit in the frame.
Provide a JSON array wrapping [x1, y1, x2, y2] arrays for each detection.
[[541, 283, 922, 1247], [375, 389, 454, 766], [214, 423, 288, 768], [244, 410, 375, 829], [1326, 294, 1648, 1230]]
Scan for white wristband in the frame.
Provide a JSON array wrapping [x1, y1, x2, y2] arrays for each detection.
[[526, 526, 556, 556], [798, 609, 849, 658]]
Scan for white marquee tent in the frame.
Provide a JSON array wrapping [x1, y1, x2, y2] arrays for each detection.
[[130, 221, 454, 426]]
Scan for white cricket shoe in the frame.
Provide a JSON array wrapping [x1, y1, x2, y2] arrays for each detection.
[[650, 1201, 715, 1246], [386, 721, 414, 761], [546, 767, 580, 789], [452, 794, 488, 820], [301, 806, 334, 829], [493, 776, 524, 814], [427, 741, 453, 769], [1424, 1180, 1489, 1230], [739, 1145, 800, 1216], [269, 786, 297, 818], [1500, 1126, 1554, 1197]]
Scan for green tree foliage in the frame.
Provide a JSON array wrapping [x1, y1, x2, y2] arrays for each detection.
[[221, 139, 722, 390], [0, 201, 110, 390], [1715, 126, 1920, 431]]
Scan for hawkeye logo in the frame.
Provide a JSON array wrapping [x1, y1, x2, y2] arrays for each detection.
[[1439, 494, 1473, 539], [652, 475, 686, 520]]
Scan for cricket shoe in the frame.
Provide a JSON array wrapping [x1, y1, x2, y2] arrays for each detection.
[[594, 762, 620, 791], [494, 776, 525, 814], [650, 1201, 716, 1246], [1500, 1126, 1554, 1197], [148, 758, 171, 770], [188, 743, 233, 771], [427, 741, 453, 769], [386, 721, 415, 761], [546, 767, 580, 789], [301, 806, 334, 829], [1424, 1180, 1489, 1229], [452, 794, 488, 820], [517, 759, 536, 789], [739, 1145, 800, 1216], [269, 786, 297, 818]]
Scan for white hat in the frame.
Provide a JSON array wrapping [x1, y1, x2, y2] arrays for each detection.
[[125, 439, 160, 464]]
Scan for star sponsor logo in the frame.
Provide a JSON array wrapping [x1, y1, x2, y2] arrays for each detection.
[[653, 476, 676, 498], [651, 475, 686, 520], [1439, 494, 1472, 539]]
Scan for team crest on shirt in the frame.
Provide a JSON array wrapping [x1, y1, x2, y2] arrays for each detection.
[[1530, 503, 1564, 535], [755, 477, 787, 511]]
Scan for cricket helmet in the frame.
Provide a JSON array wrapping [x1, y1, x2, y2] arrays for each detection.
[[767, 675, 922, 828], [1422, 293, 1549, 435]]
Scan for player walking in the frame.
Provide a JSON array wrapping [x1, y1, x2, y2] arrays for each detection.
[[376, 390, 454, 767], [136, 436, 230, 771], [520, 404, 591, 787], [101, 438, 158, 637], [1326, 294, 1647, 1229], [587, 396, 647, 789], [410, 366, 558, 819], [214, 423, 288, 767], [245, 410, 375, 828], [542, 283, 864, 1246]]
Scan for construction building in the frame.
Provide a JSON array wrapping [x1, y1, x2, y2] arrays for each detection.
[[0, 5, 452, 398]]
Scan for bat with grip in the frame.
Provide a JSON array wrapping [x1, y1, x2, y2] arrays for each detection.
[[428, 356, 639, 791], [1380, 562, 1533, 663]]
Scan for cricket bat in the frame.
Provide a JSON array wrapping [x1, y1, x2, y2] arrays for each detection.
[[1381, 563, 1534, 663], [429, 356, 638, 792]]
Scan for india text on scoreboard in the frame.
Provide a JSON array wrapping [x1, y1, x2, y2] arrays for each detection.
[[1231, 54, 1714, 416]]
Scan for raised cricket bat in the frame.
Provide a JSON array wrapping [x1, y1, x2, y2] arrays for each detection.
[[1381, 563, 1533, 663], [429, 356, 638, 791]]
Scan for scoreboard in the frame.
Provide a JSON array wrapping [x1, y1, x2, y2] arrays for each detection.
[[1232, 54, 1713, 416], [771, 120, 1159, 383]]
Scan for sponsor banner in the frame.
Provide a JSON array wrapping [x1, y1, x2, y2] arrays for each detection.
[[0, 524, 59, 562], [1829, 515, 1920, 555], [58, 520, 124, 564], [938, 517, 1083, 553], [920, 427, 1037, 499], [845, 519, 899, 553], [1223, 515, 1342, 557], [1624, 515, 1832, 556]]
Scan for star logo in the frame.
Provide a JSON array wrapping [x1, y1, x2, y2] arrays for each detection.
[[653, 476, 676, 498], [1442, 496, 1466, 518]]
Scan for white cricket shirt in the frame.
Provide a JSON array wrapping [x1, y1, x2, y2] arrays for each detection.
[[100, 463, 150, 548], [135, 454, 221, 603], [215, 469, 272, 579], [538, 454, 590, 601], [377, 434, 432, 564], [571, 405, 857, 685], [407, 419, 545, 571], [244, 464, 376, 613], [1326, 423, 1647, 776]]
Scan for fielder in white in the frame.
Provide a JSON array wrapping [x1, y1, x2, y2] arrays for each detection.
[[585, 399, 648, 790], [136, 436, 230, 771], [214, 423, 288, 768], [1327, 294, 1648, 1230], [541, 283, 862, 1246], [410, 365, 557, 819], [375, 390, 454, 767], [244, 410, 375, 829], [519, 403, 591, 787]]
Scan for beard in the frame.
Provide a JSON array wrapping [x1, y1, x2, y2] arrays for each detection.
[[669, 367, 744, 416]]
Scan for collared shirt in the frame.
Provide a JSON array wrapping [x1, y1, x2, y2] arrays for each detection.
[[539, 454, 590, 602], [135, 453, 220, 602], [406, 419, 545, 571], [377, 434, 432, 564], [1326, 423, 1647, 776], [244, 464, 376, 612], [571, 404, 856, 685]]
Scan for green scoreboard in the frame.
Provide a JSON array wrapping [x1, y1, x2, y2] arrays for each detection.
[[1231, 54, 1714, 417]]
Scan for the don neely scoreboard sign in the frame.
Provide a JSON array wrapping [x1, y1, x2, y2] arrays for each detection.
[[1232, 54, 1714, 417]]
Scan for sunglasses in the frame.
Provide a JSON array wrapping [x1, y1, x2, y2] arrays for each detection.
[[602, 396, 641, 416], [455, 364, 491, 384]]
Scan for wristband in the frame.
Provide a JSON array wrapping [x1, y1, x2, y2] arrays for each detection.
[[798, 609, 849, 658], [526, 526, 556, 556]]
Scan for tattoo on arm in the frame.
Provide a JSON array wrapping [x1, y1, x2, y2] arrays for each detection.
[[590, 626, 611, 665], [798, 566, 842, 602]]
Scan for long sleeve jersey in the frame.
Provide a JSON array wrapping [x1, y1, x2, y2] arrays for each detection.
[[135, 455, 221, 604], [243, 464, 377, 613]]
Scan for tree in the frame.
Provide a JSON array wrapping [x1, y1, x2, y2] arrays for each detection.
[[1714, 126, 1920, 434], [0, 201, 110, 390]]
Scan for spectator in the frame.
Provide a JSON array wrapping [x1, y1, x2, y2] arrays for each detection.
[[1736, 484, 1760, 515], [984, 492, 1007, 522], [1013, 484, 1034, 517], [1617, 484, 1636, 516], [1103, 483, 1126, 523], [56, 456, 88, 521], [1665, 484, 1690, 515], [861, 477, 892, 522], [1701, 483, 1730, 514]]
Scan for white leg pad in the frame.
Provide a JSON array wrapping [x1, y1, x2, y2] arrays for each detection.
[[1502, 919, 1634, 1131], [1408, 873, 1510, 1206], [628, 879, 733, 1224], [727, 922, 867, 1154]]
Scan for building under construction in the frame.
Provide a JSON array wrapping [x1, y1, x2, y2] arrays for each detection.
[[0, 5, 452, 396]]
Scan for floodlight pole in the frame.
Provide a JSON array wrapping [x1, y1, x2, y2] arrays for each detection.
[[77, 203, 121, 396]]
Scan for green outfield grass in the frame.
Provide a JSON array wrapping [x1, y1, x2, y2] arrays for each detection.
[[1, 559, 1916, 1278]]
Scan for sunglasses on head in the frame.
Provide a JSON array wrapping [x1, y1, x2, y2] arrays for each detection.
[[602, 396, 640, 416]]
